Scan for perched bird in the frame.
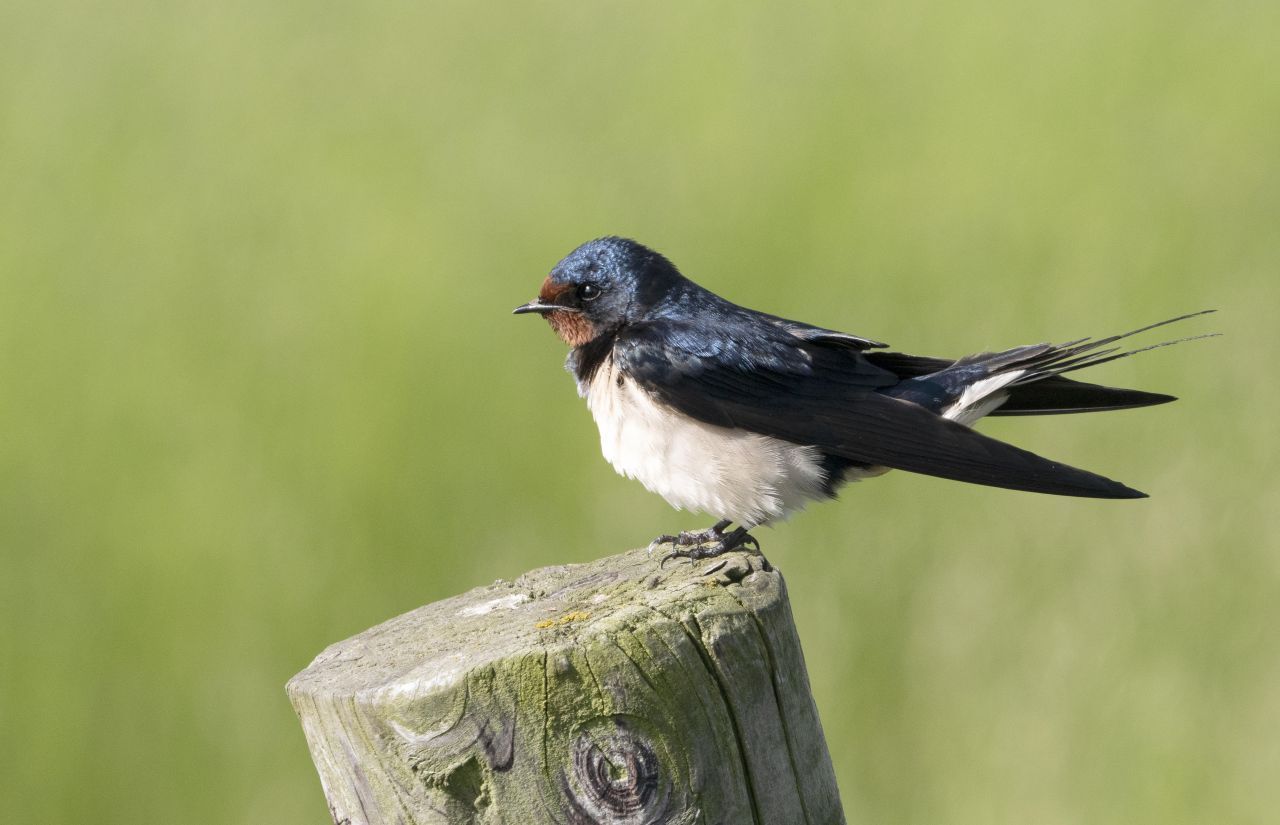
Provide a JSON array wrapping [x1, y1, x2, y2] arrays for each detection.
[[514, 237, 1213, 561]]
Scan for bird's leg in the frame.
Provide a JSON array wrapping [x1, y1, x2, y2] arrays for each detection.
[[660, 524, 762, 566], [646, 520, 732, 556], [719, 526, 760, 553]]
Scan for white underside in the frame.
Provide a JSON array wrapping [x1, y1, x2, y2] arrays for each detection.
[[580, 358, 1022, 526], [582, 359, 829, 527]]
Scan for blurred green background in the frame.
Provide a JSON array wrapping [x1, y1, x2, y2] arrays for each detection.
[[1, 0, 1275, 822]]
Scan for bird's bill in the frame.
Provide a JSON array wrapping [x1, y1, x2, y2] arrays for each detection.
[[512, 299, 580, 315]]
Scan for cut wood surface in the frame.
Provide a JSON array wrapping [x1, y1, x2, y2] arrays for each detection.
[[287, 546, 844, 824]]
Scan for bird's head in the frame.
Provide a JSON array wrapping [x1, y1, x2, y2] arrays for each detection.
[[513, 237, 684, 346]]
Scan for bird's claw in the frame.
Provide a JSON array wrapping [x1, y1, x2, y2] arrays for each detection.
[[646, 535, 680, 557], [649, 527, 719, 557], [652, 525, 761, 568]]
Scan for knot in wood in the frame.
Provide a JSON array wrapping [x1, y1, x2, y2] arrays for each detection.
[[563, 715, 671, 824]]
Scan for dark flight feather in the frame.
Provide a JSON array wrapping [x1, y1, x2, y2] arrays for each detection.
[[865, 310, 1216, 415], [867, 352, 1178, 415]]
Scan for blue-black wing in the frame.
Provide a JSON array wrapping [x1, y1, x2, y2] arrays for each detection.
[[614, 319, 1145, 499]]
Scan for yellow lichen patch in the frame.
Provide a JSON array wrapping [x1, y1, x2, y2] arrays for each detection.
[[535, 611, 592, 629]]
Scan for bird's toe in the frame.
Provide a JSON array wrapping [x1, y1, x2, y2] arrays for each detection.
[[646, 534, 680, 556]]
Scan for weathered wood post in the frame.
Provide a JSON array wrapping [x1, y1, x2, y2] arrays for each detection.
[[287, 546, 844, 824]]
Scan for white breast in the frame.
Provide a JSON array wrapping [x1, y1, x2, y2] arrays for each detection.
[[581, 358, 828, 527]]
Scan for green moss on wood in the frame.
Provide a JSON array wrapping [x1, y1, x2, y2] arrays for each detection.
[[287, 547, 844, 824]]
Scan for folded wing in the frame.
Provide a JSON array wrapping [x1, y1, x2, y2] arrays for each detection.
[[614, 320, 1146, 499]]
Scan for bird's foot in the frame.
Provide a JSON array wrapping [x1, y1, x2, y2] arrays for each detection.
[[647, 520, 732, 557], [658, 525, 760, 567]]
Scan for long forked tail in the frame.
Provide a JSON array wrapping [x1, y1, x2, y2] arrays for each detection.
[[861, 310, 1216, 499], [871, 310, 1218, 417], [1007, 309, 1218, 385], [995, 310, 1218, 415]]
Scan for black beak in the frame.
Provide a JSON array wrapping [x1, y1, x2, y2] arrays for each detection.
[[512, 299, 579, 315]]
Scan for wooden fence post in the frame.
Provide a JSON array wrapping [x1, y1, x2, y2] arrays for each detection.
[[287, 546, 845, 824]]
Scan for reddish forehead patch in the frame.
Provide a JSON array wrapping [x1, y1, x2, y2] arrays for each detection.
[[538, 277, 575, 304]]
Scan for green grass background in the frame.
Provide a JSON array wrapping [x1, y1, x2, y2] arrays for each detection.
[[1, 1, 1275, 822]]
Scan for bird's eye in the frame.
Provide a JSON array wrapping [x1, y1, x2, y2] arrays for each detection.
[[577, 282, 602, 302]]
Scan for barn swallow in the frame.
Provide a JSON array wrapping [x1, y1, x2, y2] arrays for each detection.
[[515, 236, 1214, 561]]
